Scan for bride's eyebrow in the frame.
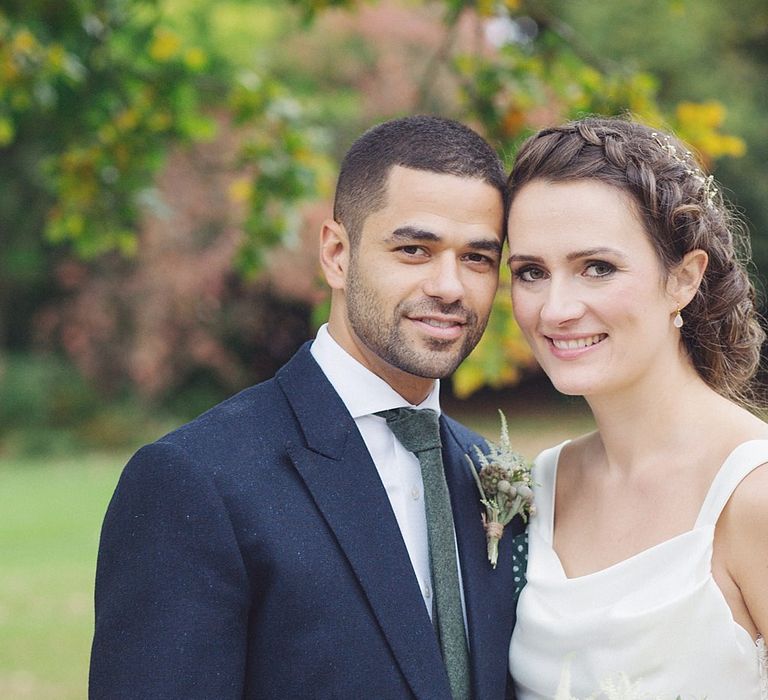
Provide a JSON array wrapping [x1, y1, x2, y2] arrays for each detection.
[[507, 248, 628, 264], [565, 247, 626, 261], [507, 253, 543, 264]]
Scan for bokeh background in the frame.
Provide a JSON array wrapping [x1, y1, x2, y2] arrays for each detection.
[[1, 0, 766, 696]]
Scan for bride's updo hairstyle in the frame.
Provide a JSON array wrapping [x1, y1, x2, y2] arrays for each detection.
[[506, 115, 765, 406]]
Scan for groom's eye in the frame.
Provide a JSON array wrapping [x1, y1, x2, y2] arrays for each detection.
[[463, 252, 496, 267], [397, 245, 428, 257]]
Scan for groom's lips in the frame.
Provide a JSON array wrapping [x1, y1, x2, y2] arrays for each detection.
[[410, 314, 466, 341]]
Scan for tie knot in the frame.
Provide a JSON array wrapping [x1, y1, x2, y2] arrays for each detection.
[[375, 407, 442, 454]]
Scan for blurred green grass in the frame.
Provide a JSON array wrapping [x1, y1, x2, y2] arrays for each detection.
[[0, 401, 593, 699], [0, 453, 126, 700]]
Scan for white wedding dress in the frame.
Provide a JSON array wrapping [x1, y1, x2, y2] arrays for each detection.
[[510, 440, 768, 700]]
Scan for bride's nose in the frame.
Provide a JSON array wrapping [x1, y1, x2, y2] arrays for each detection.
[[539, 278, 585, 326]]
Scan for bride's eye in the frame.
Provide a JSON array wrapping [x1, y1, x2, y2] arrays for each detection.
[[584, 261, 615, 278], [513, 265, 547, 282]]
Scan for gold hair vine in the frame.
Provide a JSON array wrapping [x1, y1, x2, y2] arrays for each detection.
[[651, 132, 718, 206]]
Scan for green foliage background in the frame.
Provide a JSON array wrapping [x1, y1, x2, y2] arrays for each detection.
[[0, 3, 766, 695], [0, 0, 765, 448]]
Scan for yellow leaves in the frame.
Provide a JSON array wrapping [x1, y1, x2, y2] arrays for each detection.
[[115, 108, 139, 132], [147, 111, 172, 132], [677, 100, 724, 128], [47, 44, 67, 70], [476, 0, 497, 16], [578, 66, 602, 92], [452, 277, 537, 398], [0, 21, 81, 132], [183, 47, 207, 71], [60, 145, 98, 175], [149, 28, 182, 62], [98, 123, 117, 145], [626, 76, 662, 122], [1, 28, 40, 85], [116, 231, 138, 257], [308, 152, 337, 199], [228, 177, 253, 204], [0, 55, 19, 82], [0, 115, 13, 145], [453, 363, 490, 399], [56, 212, 85, 239], [674, 100, 746, 164], [113, 144, 130, 167], [711, 134, 746, 158], [147, 26, 206, 70], [478, 0, 521, 15], [11, 28, 37, 55]]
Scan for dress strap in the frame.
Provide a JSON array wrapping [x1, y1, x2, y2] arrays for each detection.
[[531, 441, 569, 543], [694, 440, 768, 528]]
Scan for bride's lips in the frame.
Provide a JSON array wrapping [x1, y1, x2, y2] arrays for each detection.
[[546, 333, 607, 358], [410, 315, 467, 341]]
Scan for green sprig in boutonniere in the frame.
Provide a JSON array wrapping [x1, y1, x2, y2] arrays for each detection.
[[466, 410, 535, 569]]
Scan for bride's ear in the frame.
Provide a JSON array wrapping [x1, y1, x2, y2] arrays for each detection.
[[667, 249, 708, 308]]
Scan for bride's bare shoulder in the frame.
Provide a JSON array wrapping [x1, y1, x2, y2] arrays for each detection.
[[558, 431, 600, 473], [712, 398, 768, 442], [719, 453, 768, 638]]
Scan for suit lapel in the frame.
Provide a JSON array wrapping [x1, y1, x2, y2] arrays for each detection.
[[277, 346, 452, 700], [442, 419, 517, 700]]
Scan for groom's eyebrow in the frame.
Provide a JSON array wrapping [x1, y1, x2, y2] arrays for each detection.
[[469, 238, 503, 254], [388, 226, 440, 242], [388, 226, 502, 254]]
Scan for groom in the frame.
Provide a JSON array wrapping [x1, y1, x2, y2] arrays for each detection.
[[90, 115, 522, 699]]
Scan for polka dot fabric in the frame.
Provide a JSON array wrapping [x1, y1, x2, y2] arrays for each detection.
[[510, 531, 528, 600]]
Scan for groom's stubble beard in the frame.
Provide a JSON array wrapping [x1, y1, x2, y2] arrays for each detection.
[[344, 255, 489, 380]]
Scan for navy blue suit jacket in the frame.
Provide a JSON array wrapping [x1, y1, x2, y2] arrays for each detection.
[[90, 343, 522, 699]]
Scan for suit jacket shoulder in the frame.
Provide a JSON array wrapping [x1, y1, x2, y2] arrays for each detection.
[[91, 343, 460, 700]]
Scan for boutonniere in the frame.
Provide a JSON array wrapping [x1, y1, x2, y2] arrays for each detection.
[[466, 410, 535, 569]]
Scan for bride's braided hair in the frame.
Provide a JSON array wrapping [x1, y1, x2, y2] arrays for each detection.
[[506, 115, 765, 406]]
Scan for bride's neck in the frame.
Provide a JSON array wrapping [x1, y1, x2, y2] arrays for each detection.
[[585, 362, 724, 473]]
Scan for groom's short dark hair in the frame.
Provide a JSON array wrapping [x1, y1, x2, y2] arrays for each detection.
[[333, 115, 506, 245]]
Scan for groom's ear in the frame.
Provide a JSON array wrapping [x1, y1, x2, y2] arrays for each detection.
[[666, 248, 708, 307], [319, 219, 351, 290]]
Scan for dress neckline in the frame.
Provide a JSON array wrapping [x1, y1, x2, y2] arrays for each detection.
[[543, 438, 768, 582]]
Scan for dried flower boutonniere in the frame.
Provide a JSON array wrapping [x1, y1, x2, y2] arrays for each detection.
[[466, 410, 535, 569]]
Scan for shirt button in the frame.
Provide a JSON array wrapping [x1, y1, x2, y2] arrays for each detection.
[[424, 583, 432, 599], [411, 486, 420, 500]]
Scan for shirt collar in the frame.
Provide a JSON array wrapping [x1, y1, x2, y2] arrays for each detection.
[[310, 324, 441, 419]]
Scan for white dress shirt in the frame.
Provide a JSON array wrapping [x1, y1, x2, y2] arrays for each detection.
[[310, 324, 466, 622]]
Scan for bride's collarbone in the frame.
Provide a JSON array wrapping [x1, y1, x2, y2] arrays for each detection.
[[552, 458, 713, 577], [552, 501, 696, 578]]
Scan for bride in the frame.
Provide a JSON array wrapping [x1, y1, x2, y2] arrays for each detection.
[[504, 116, 767, 698]]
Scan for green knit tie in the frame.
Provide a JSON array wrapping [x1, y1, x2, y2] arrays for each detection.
[[376, 408, 471, 700]]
